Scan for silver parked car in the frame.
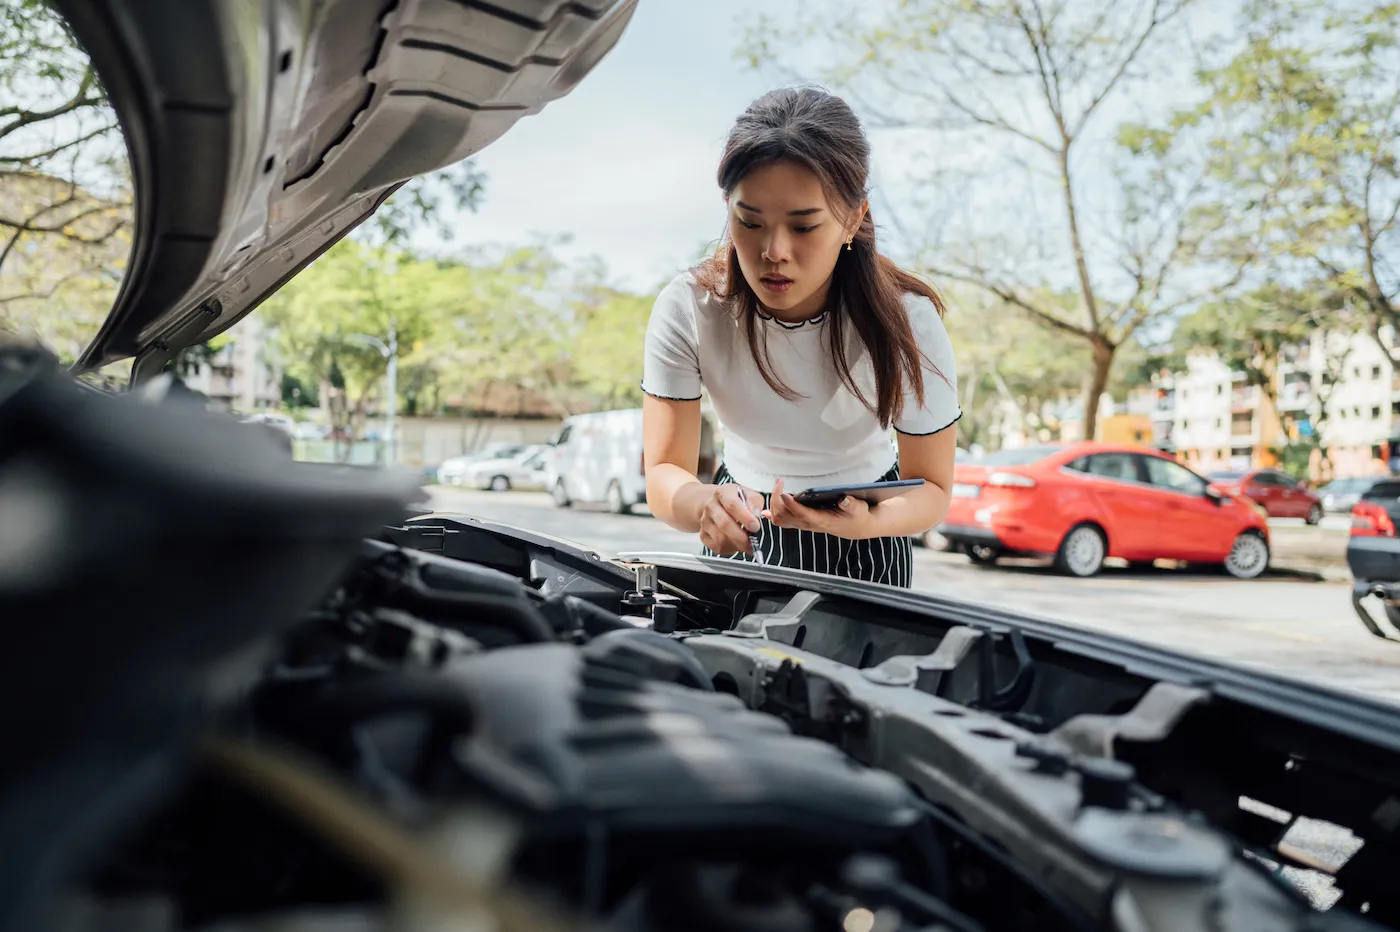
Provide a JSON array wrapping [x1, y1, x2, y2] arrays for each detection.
[[459, 445, 551, 492], [1320, 476, 1387, 514]]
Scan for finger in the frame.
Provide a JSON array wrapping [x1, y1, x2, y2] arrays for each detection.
[[780, 492, 822, 528], [708, 502, 752, 553], [720, 486, 762, 532], [768, 491, 791, 527]]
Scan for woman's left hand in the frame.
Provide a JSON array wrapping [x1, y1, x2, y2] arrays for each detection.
[[762, 478, 872, 539]]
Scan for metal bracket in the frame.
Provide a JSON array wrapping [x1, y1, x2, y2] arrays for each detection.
[[129, 300, 222, 388], [631, 563, 657, 594], [860, 625, 983, 697], [730, 590, 823, 641], [1052, 681, 1211, 759], [972, 627, 1037, 713]]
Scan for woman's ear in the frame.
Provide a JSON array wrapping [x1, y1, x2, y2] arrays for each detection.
[[849, 200, 869, 239]]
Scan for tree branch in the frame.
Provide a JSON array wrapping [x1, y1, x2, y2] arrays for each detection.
[[929, 263, 1093, 340], [1071, 0, 1180, 137], [0, 122, 119, 166], [0, 66, 104, 141]]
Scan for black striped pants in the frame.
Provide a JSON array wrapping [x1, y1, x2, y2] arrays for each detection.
[[701, 462, 915, 588]]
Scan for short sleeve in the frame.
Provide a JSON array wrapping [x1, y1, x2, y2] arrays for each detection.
[[640, 276, 703, 401], [893, 294, 962, 435]]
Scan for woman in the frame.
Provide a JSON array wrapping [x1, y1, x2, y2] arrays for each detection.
[[641, 86, 960, 588]]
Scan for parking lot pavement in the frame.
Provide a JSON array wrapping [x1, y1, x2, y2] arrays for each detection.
[[423, 487, 1400, 706]]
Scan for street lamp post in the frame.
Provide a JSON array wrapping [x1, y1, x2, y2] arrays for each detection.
[[386, 318, 398, 464]]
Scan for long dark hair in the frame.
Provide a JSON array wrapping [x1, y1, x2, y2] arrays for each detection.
[[692, 86, 946, 428]]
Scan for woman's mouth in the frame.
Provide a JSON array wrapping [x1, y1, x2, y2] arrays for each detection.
[[759, 275, 793, 294]]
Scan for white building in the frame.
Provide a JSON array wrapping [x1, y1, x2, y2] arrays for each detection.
[[182, 315, 282, 413], [1151, 327, 1400, 479]]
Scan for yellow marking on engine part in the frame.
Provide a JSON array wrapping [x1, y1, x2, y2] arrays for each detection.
[[756, 647, 804, 665]]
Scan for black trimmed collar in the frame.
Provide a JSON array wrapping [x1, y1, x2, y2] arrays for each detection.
[[756, 307, 829, 330]]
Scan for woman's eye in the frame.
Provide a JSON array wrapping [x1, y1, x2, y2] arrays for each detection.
[[795, 225, 820, 234], [737, 219, 760, 230]]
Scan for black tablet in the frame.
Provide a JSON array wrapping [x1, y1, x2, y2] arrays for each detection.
[[792, 478, 926, 509]]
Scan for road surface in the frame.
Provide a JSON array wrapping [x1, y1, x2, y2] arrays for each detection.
[[425, 487, 1400, 707]]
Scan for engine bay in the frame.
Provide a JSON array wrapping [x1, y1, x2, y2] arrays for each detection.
[[5, 348, 1400, 932]]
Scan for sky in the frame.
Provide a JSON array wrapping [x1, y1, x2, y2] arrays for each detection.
[[416, 0, 849, 292], [414, 0, 1229, 299]]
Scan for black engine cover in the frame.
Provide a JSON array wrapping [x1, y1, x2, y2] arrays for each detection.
[[410, 632, 923, 907]]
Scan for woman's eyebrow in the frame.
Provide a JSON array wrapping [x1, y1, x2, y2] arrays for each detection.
[[734, 201, 825, 217]]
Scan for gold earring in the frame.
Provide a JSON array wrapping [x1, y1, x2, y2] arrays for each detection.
[[845, 237, 854, 251]]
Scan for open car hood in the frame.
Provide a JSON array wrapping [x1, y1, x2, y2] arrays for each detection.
[[54, 0, 638, 381]]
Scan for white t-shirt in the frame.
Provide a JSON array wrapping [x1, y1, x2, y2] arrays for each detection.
[[641, 272, 961, 492]]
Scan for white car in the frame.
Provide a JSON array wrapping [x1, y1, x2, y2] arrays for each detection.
[[459, 446, 551, 492], [437, 443, 532, 486]]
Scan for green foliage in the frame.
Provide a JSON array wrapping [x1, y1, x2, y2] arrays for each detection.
[[1169, 0, 1400, 356], [258, 236, 657, 437], [0, 0, 132, 355], [260, 241, 468, 436], [568, 278, 654, 409], [1272, 437, 1320, 479], [280, 372, 317, 410]]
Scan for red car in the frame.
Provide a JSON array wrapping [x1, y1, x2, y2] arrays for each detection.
[[938, 442, 1272, 578], [1204, 468, 1323, 524]]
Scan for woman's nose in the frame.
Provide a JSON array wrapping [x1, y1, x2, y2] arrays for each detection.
[[761, 230, 791, 263]]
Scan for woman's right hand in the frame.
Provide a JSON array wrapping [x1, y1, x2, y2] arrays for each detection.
[[698, 484, 766, 555]]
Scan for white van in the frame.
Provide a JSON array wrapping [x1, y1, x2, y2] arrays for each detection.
[[546, 408, 716, 514]]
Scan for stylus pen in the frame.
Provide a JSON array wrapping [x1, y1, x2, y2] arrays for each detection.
[[748, 505, 765, 565]]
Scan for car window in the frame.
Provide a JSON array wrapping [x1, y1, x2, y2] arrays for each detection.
[[555, 426, 572, 445], [1265, 471, 1296, 487], [976, 445, 1061, 466], [1362, 481, 1400, 501], [1084, 453, 1140, 482], [1143, 456, 1207, 495], [1207, 471, 1244, 481]]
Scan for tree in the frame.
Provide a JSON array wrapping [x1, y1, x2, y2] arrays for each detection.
[[741, 0, 1254, 439], [942, 286, 1093, 449], [259, 241, 464, 445], [1173, 0, 1400, 367], [567, 266, 657, 410], [0, 0, 131, 353], [422, 242, 578, 416], [1176, 281, 1363, 475], [1173, 285, 1316, 427]]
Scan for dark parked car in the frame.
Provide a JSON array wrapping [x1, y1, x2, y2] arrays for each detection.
[[1347, 478, 1400, 640]]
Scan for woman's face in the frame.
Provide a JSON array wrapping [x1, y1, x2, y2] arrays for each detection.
[[727, 161, 863, 320]]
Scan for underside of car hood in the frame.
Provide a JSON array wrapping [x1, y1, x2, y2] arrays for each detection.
[[54, 0, 637, 381]]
